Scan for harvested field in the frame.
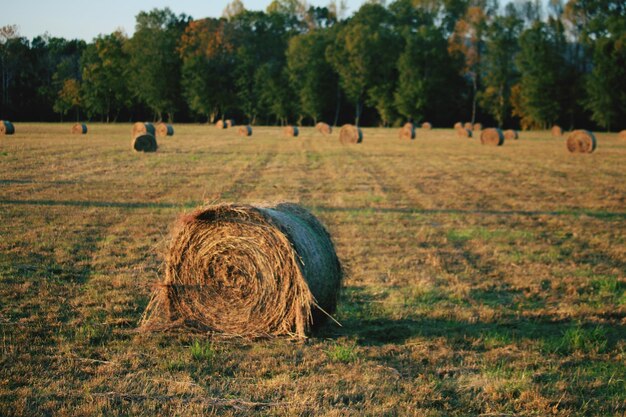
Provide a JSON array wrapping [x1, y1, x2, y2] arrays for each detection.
[[1, 124, 625, 416]]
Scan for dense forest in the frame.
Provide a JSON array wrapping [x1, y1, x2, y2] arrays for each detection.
[[0, 0, 624, 130]]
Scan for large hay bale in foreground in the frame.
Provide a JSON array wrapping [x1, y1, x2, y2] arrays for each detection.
[[156, 123, 174, 137], [316, 122, 332, 135], [72, 123, 87, 134], [503, 129, 518, 140], [480, 128, 504, 146], [464, 122, 473, 130], [454, 122, 462, 129], [132, 122, 155, 137], [140, 203, 342, 337], [456, 127, 472, 138], [132, 134, 158, 152], [339, 124, 363, 144], [284, 126, 299, 137], [238, 125, 253, 137], [422, 122, 432, 130], [399, 122, 415, 140], [551, 125, 563, 137], [0, 120, 15, 135], [473, 123, 482, 131], [566, 130, 596, 153]]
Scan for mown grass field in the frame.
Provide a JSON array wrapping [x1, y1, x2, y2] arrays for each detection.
[[1, 123, 625, 416]]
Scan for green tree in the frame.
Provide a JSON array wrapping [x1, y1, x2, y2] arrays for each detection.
[[53, 78, 81, 120]]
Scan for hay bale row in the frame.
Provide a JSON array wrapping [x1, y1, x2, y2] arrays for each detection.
[[399, 122, 415, 140], [456, 127, 472, 138], [316, 122, 332, 136], [422, 122, 432, 130], [133, 122, 155, 137], [503, 129, 518, 140], [480, 128, 504, 146], [566, 130, 596, 153], [132, 134, 158, 152], [72, 123, 87, 134], [551, 125, 563, 137], [216, 119, 234, 129], [339, 124, 362, 144], [238, 125, 253, 137], [464, 122, 472, 130], [0, 120, 15, 135], [473, 123, 482, 131], [454, 122, 462, 129], [284, 126, 299, 137], [139, 203, 342, 338], [157, 123, 174, 137]]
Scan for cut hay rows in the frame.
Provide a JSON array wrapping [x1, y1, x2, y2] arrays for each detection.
[[132, 134, 158, 152], [0, 120, 15, 135], [456, 127, 472, 138], [552, 125, 563, 137], [156, 123, 174, 137], [316, 122, 332, 136], [566, 130, 596, 154], [71, 123, 87, 134], [398, 123, 415, 140], [503, 129, 518, 140], [132, 122, 155, 137], [480, 128, 504, 146], [284, 126, 299, 137], [339, 124, 363, 144], [422, 122, 432, 130], [454, 122, 462, 129], [140, 203, 342, 338], [464, 122, 472, 130], [238, 125, 253, 137], [473, 123, 482, 131]]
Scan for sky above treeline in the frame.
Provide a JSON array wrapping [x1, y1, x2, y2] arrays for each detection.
[[1, 1, 363, 41]]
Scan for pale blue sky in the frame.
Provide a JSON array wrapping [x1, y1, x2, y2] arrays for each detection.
[[1, 1, 364, 41]]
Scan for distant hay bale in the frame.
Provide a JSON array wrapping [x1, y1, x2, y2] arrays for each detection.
[[284, 126, 299, 137], [226, 119, 234, 128], [132, 134, 158, 152], [71, 123, 87, 134], [316, 122, 332, 135], [464, 122, 472, 130], [503, 129, 518, 140], [156, 123, 174, 137], [422, 122, 432, 130], [551, 125, 563, 137], [139, 203, 342, 338], [456, 127, 472, 138], [480, 128, 504, 146], [132, 122, 155, 137], [398, 122, 415, 140], [619, 130, 626, 140], [216, 120, 226, 129], [238, 125, 253, 137], [566, 130, 596, 154], [454, 122, 462, 129], [473, 123, 482, 131], [339, 124, 363, 144], [0, 120, 15, 135]]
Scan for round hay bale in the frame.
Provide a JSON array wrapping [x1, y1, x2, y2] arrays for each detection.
[[503, 129, 518, 140], [132, 122, 155, 137], [216, 120, 226, 129], [464, 122, 472, 130], [72, 123, 87, 134], [473, 123, 482, 131], [619, 130, 626, 140], [284, 126, 299, 137], [398, 122, 415, 140], [132, 134, 158, 152], [0, 120, 15, 135], [456, 127, 472, 138], [566, 130, 596, 153], [551, 125, 563, 137], [454, 122, 462, 129], [139, 203, 342, 338], [156, 123, 174, 137], [238, 125, 253, 137], [480, 128, 504, 146], [316, 122, 332, 136], [422, 122, 432, 130], [339, 124, 363, 144], [226, 119, 234, 128]]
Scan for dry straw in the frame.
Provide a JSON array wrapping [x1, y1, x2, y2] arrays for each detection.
[[422, 122, 432, 130], [551, 125, 563, 137], [339, 124, 363, 144], [132, 122, 155, 137], [316, 122, 332, 136], [139, 203, 342, 338], [132, 134, 158, 152], [284, 126, 299, 137], [566, 130, 596, 153], [0, 120, 15, 135], [156, 123, 174, 137], [503, 129, 518, 140], [399, 122, 415, 140], [473, 123, 482, 131], [71, 123, 87, 134], [238, 125, 253, 137], [480, 128, 504, 146], [456, 127, 472, 138], [454, 122, 462, 129]]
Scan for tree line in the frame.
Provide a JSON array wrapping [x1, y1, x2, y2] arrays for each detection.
[[1, 0, 624, 130]]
